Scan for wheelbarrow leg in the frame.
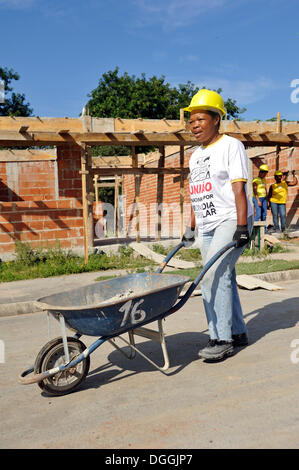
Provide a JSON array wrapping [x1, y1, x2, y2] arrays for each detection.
[[115, 319, 170, 373], [158, 319, 170, 370], [59, 314, 70, 363], [108, 331, 136, 360]]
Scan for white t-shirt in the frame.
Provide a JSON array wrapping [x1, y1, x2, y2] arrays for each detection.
[[189, 134, 253, 233]]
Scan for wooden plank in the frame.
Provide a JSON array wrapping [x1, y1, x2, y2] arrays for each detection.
[[91, 155, 143, 167], [180, 145, 185, 238], [132, 146, 141, 243], [156, 146, 165, 241], [0, 118, 298, 147], [0, 116, 83, 132], [0, 149, 57, 161], [87, 117, 114, 133], [0, 130, 296, 147], [0, 116, 298, 137], [221, 120, 299, 134], [94, 174, 99, 205], [264, 234, 281, 245], [90, 167, 190, 176], [129, 242, 195, 269], [236, 274, 283, 290], [0, 130, 196, 146], [81, 145, 89, 263], [114, 175, 119, 237], [114, 117, 185, 133], [246, 146, 284, 159]]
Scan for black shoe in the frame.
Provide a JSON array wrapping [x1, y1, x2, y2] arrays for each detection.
[[205, 338, 218, 348], [199, 340, 234, 361], [197, 338, 217, 357], [232, 333, 248, 347]]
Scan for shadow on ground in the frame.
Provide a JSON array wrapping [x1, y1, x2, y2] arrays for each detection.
[[41, 296, 299, 396]]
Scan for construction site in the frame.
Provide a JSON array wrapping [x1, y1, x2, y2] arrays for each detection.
[[2, 0, 299, 453], [1, 100, 299, 450], [0, 113, 298, 261]]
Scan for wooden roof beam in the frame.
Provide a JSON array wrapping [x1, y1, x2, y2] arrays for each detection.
[[90, 167, 190, 176]]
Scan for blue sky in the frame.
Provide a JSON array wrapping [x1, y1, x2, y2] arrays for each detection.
[[1, 0, 298, 121]]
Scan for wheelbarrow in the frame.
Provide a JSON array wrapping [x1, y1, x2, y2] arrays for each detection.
[[19, 241, 236, 395]]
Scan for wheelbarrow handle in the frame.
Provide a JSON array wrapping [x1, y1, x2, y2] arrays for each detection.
[[156, 241, 185, 273], [161, 241, 237, 317]]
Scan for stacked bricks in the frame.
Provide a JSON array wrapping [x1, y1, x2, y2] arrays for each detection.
[[251, 147, 299, 228], [0, 144, 84, 257], [123, 148, 194, 239], [123, 146, 299, 238], [0, 162, 9, 201], [1, 142, 298, 258]]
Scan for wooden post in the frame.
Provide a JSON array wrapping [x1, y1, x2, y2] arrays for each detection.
[[132, 146, 140, 242], [114, 175, 119, 237], [248, 157, 253, 201], [81, 144, 89, 263], [94, 174, 99, 205], [276, 112, 281, 170], [87, 146, 94, 250], [180, 108, 185, 127], [180, 145, 185, 238], [156, 146, 165, 241]]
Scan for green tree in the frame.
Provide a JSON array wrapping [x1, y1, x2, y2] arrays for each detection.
[[87, 68, 246, 158], [0, 67, 33, 116], [86, 67, 245, 121]]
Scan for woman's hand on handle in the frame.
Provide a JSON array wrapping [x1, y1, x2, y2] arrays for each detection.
[[181, 226, 195, 248], [233, 225, 250, 248]]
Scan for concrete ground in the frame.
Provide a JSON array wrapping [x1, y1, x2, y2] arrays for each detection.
[[1, 238, 299, 317], [1, 278, 299, 449]]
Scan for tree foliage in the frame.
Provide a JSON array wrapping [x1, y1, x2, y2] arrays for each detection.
[[87, 68, 246, 157], [87, 67, 245, 121], [0, 67, 33, 116]]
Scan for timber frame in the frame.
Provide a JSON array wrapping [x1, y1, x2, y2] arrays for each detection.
[[1, 113, 298, 261]]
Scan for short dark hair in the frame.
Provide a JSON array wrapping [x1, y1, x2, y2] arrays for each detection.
[[206, 110, 221, 130]]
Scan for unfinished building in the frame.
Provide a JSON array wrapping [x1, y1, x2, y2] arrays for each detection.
[[0, 114, 298, 260]]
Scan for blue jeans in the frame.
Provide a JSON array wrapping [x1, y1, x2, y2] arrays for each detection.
[[252, 197, 267, 221], [197, 216, 253, 341], [270, 202, 286, 232]]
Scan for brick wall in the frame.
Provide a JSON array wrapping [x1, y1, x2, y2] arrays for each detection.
[[0, 144, 84, 259], [123, 148, 194, 239], [1, 143, 298, 259], [123, 146, 299, 237]]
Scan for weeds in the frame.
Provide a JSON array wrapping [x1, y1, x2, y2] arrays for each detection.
[[0, 241, 154, 282], [0, 240, 296, 283]]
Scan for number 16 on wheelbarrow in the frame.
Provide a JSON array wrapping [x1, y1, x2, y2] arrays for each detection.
[[19, 241, 235, 395]]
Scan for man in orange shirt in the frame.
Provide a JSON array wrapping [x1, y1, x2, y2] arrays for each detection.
[[267, 170, 297, 233]]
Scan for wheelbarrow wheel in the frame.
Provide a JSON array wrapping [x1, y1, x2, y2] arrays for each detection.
[[34, 337, 90, 396]]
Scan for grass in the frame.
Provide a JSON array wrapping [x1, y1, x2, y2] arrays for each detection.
[[162, 259, 299, 281], [96, 259, 299, 282], [152, 242, 290, 262], [1, 240, 298, 283], [152, 243, 202, 262], [0, 241, 155, 283]]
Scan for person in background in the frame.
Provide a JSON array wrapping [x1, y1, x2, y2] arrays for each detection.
[[182, 89, 253, 362], [267, 170, 298, 234], [252, 164, 268, 223]]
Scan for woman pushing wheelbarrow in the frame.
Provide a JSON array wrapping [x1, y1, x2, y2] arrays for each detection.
[[182, 89, 253, 361], [19, 89, 254, 396]]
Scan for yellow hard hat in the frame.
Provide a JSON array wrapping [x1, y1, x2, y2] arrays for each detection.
[[184, 89, 226, 117], [274, 170, 283, 176], [259, 164, 269, 172]]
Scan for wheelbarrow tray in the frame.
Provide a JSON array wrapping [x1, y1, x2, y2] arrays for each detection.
[[34, 272, 190, 337]]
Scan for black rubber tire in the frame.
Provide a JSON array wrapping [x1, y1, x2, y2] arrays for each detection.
[[34, 337, 90, 396]]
